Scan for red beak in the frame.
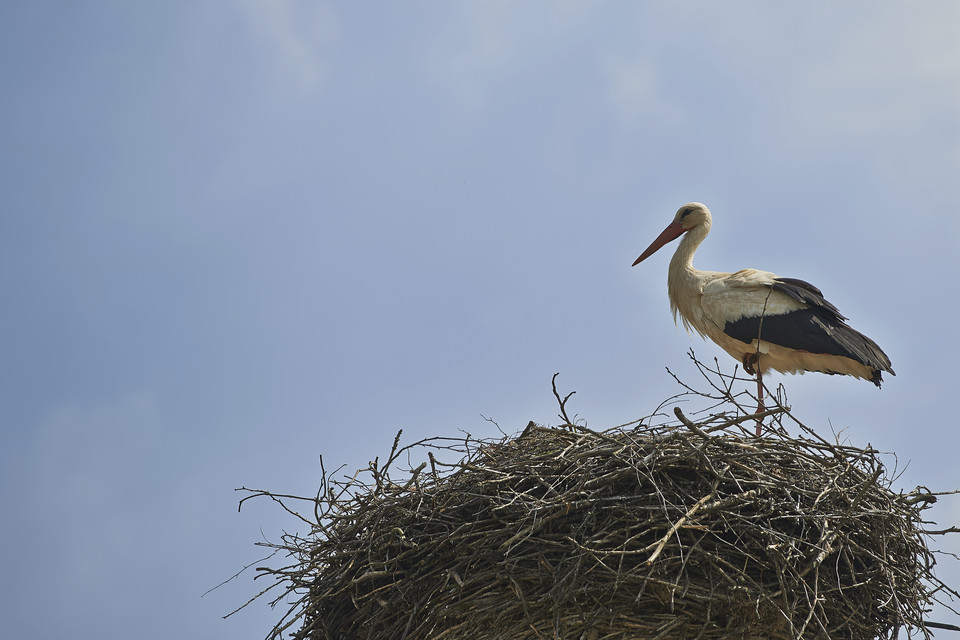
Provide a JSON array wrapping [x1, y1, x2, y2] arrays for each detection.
[[632, 221, 686, 266]]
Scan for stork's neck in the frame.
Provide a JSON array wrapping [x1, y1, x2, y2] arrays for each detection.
[[666, 220, 711, 331], [669, 220, 710, 277]]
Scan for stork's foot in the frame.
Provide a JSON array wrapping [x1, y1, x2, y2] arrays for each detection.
[[741, 352, 759, 376]]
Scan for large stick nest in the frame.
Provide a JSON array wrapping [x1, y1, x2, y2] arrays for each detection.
[[235, 360, 958, 640]]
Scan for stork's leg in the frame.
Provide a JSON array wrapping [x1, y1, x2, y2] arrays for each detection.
[[755, 370, 765, 437], [741, 353, 764, 436]]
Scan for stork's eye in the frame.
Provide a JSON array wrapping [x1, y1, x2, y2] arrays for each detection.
[[680, 207, 693, 219]]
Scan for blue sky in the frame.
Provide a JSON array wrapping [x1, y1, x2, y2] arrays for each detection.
[[2, 2, 959, 638]]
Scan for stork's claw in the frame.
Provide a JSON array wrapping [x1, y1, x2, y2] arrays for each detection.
[[741, 352, 759, 376]]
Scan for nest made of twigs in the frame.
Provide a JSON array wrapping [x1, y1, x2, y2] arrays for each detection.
[[235, 366, 958, 640]]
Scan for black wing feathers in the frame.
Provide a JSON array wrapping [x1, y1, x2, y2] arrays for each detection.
[[723, 277, 894, 385], [772, 277, 845, 319]]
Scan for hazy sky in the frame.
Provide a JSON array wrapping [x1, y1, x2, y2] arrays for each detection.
[[2, 2, 959, 638]]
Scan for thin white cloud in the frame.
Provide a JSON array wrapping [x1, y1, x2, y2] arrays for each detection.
[[429, 1, 600, 109], [604, 55, 684, 130], [239, 0, 337, 91], [685, 3, 960, 147], [790, 7, 960, 138]]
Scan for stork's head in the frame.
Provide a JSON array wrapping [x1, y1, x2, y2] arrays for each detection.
[[632, 202, 711, 266], [673, 202, 711, 230]]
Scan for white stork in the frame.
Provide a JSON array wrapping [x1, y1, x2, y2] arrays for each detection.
[[632, 202, 894, 434]]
